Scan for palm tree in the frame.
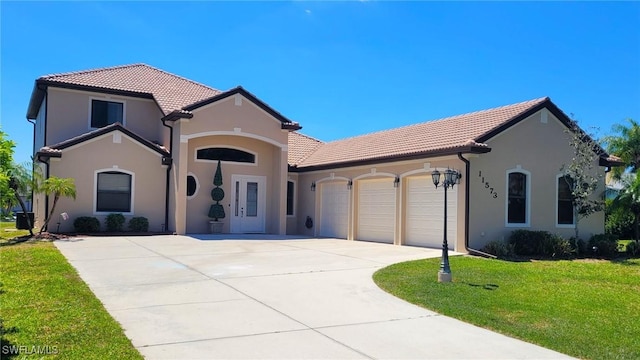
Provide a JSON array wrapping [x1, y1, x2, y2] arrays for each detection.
[[609, 175, 640, 243], [603, 118, 640, 179], [7, 162, 41, 237], [39, 177, 76, 234]]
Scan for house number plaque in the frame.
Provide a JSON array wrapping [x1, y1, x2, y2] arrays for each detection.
[[479, 171, 498, 199]]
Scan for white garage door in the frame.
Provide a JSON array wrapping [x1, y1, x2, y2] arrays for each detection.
[[405, 176, 456, 249], [358, 179, 396, 243], [319, 182, 349, 238]]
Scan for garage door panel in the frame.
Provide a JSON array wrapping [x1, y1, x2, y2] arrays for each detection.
[[319, 182, 349, 239], [358, 180, 395, 243], [406, 177, 456, 249]]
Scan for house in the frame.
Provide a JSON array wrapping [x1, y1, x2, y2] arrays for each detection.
[[26, 64, 621, 251]]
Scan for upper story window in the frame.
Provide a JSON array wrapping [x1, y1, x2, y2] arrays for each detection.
[[506, 170, 529, 226], [557, 175, 575, 225], [96, 171, 132, 213], [91, 99, 123, 128], [196, 147, 255, 164]]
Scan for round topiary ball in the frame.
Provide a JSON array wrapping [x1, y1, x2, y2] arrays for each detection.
[[211, 187, 225, 202]]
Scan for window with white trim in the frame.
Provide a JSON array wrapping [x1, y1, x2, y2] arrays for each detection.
[[196, 147, 255, 163], [507, 171, 528, 225], [96, 171, 131, 212], [91, 99, 123, 128], [557, 175, 575, 225]]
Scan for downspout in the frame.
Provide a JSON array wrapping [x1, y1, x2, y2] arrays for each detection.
[[161, 118, 173, 233], [458, 152, 496, 258], [27, 118, 36, 212]]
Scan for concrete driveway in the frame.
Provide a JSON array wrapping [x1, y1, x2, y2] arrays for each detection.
[[55, 235, 571, 359]]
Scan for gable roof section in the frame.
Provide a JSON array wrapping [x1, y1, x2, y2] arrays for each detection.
[[291, 98, 552, 171], [36, 122, 169, 159], [27, 64, 221, 118], [288, 132, 324, 166]]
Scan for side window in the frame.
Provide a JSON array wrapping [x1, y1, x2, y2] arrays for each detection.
[[96, 171, 132, 213], [557, 175, 574, 225], [91, 99, 123, 128], [286, 181, 295, 216], [507, 171, 528, 225]]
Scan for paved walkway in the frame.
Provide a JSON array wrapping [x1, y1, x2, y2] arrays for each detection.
[[55, 235, 572, 359]]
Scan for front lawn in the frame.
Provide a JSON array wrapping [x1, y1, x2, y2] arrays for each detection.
[[373, 256, 640, 360], [0, 241, 142, 359]]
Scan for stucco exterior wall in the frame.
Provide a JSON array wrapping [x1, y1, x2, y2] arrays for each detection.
[[48, 131, 167, 233], [468, 109, 605, 250], [171, 94, 289, 234], [295, 156, 468, 251], [46, 88, 165, 146]]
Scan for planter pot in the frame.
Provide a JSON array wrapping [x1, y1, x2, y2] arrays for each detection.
[[208, 220, 224, 234]]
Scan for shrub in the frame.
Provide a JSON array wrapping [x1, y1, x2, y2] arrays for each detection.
[[128, 217, 149, 232], [73, 216, 100, 233], [605, 202, 634, 239], [481, 240, 513, 258], [588, 234, 621, 257], [106, 213, 126, 232], [625, 241, 640, 257], [509, 230, 572, 258]]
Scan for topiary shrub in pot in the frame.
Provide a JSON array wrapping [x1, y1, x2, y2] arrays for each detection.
[[208, 160, 225, 233]]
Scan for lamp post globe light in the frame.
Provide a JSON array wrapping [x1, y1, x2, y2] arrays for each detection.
[[431, 168, 461, 283]]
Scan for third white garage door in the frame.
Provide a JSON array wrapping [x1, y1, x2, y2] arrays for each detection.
[[357, 179, 396, 243], [405, 176, 456, 249]]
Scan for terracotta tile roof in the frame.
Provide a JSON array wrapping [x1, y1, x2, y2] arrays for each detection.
[[294, 97, 550, 169], [37, 122, 169, 157], [288, 132, 324, 166], [37, 63, 222, 115]]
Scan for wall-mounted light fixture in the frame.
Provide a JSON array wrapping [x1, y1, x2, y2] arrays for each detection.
[[394, 176, 400, 188], [311, 182, 316, 191], [347, 180, 353, 190]]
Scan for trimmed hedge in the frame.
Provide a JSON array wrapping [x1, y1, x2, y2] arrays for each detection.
[[106, 213, 126, 232], [73, 217, 100, 233], [509, 230, 572, 258], [128, 217, 149, 232], [588, 234, 620, 257]]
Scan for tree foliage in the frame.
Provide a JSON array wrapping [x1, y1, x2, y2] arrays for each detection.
[[602, 118, 640, 179], [39, 177, 76, 234], [0, 130, 17, 215], [561, 120, 604, 242]]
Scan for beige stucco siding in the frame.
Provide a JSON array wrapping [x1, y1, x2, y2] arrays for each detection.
[[468, 109, 605, 249], [47, 131, 166, 233], [171, 95, 289, 234], [295, 157, 467, 251], [46, 88, 165, 146]]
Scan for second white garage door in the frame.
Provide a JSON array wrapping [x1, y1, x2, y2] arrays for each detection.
[[405, 176, 456, 249], [357, 179, 396, 243]]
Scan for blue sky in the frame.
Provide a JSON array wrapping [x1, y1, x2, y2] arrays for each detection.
[[1, 1, 639, 165]]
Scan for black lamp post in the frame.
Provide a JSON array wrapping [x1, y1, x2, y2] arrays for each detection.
[[432, 168, 461, 283]]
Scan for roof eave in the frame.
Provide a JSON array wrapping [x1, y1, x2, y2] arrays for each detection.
[[291, 145, 491, 172]]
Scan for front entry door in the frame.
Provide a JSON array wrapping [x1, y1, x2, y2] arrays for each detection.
[[230, 175, 266, 233]]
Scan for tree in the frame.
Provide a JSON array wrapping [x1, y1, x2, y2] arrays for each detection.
[[0, 130, 17, 215], [39, 177, 76, 234], [603, 118, 640, 179], [609, 175, 640, 243], [7, 163, 37, 236], [561, 120, 605, 242]]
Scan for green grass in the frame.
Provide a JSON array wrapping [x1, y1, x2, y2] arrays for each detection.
[[0, 221, 29, 242], [374, 256, 640, 360], [0, 241, 143, 359]]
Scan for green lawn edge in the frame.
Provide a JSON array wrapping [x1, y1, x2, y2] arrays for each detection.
[[373, 256, 640, 360], [0, 241, 143, 359]]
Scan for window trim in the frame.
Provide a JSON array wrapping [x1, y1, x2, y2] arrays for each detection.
[[556, 174, 576, 228], [93, 168, 134, 215], [193, 145, 258, 166], [186, 172, 199, 200], [286, 179, 296, 217], [88, 97, 126, 129], [505, 167, 531, 227]]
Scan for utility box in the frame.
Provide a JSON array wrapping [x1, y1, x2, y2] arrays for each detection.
[[16, 212, 35, 230]]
